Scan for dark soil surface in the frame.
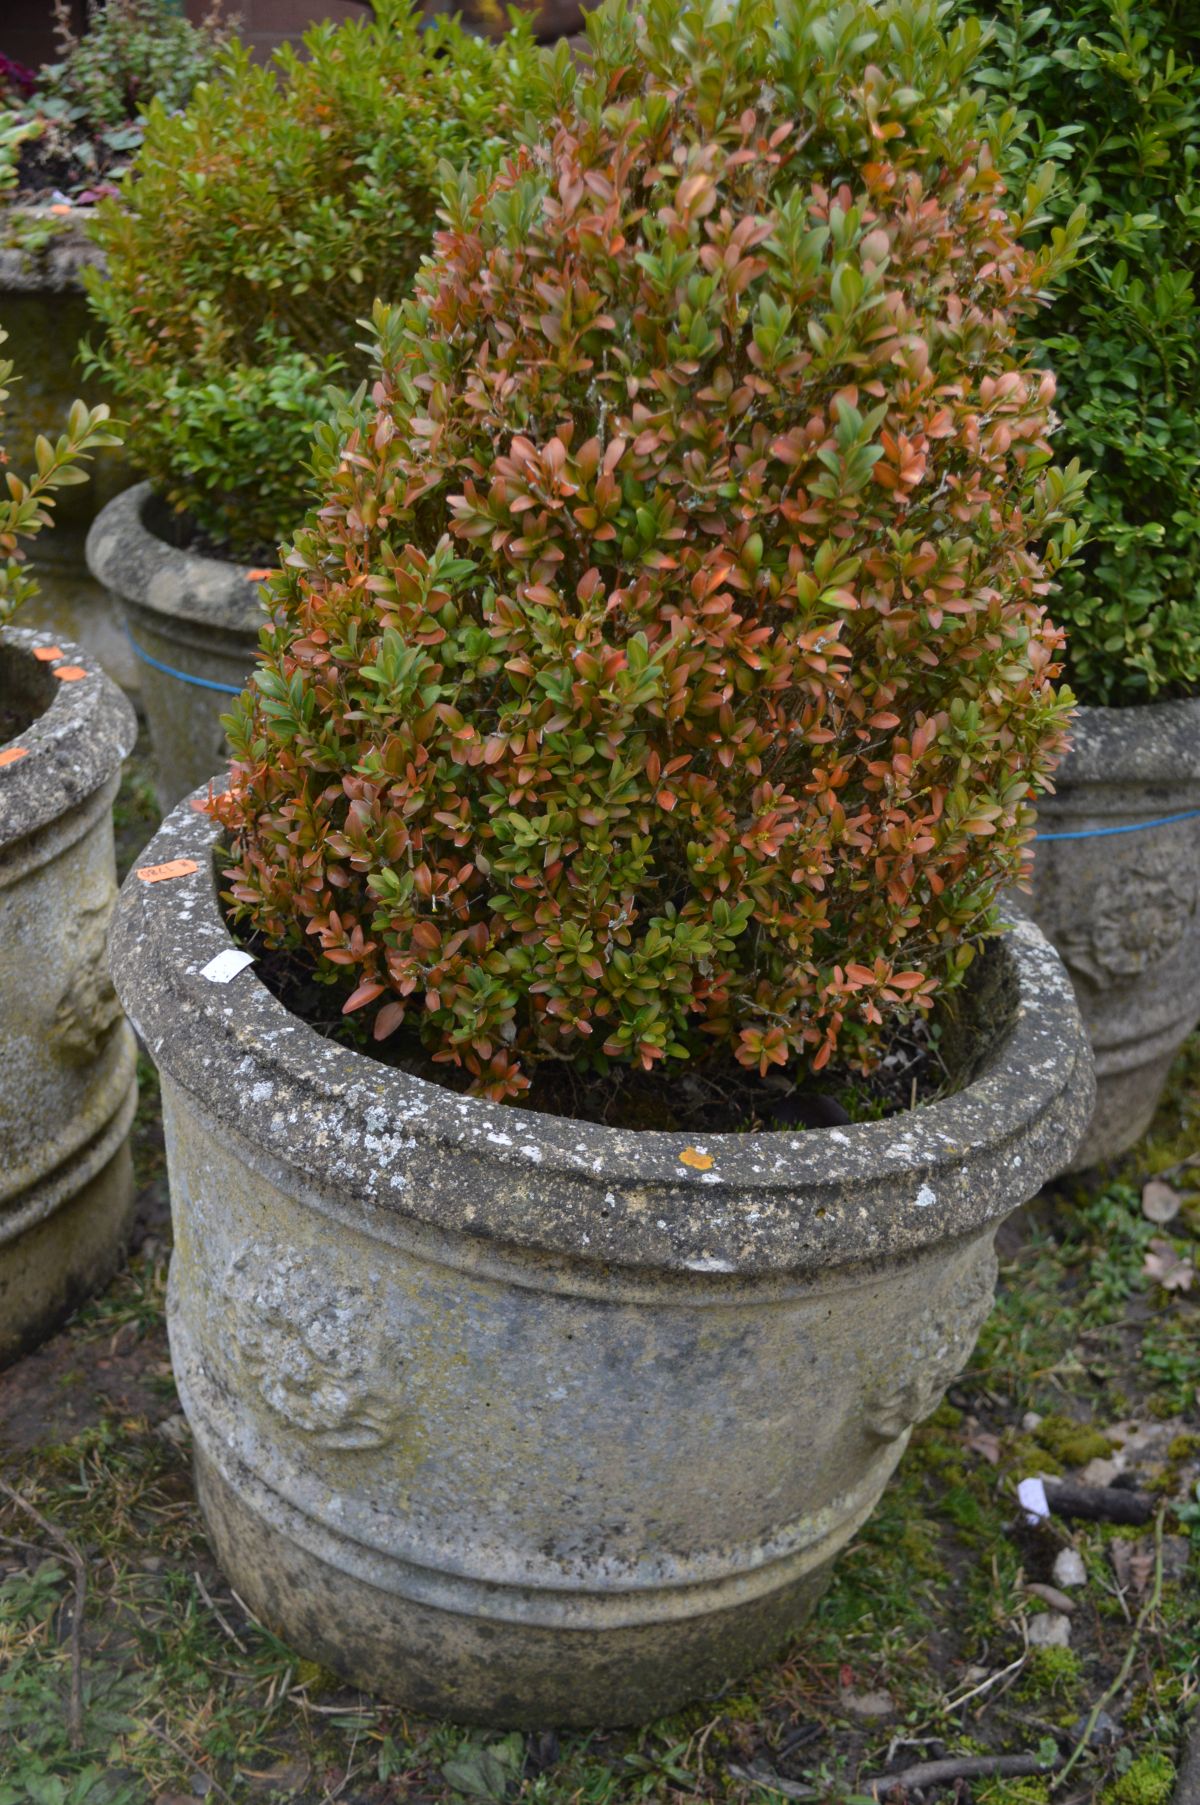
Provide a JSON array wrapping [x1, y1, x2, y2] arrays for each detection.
[[242, 924, 947, 1133]]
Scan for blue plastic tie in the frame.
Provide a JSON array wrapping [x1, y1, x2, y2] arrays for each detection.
[[125, 625, 244, 696], [1037, 808, 1200, 843]]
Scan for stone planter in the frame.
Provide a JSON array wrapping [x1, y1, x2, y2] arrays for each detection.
[[1022, 697, 1200, 1170], [0, 628, 138, 1366], [111, 793, 1093, 1726], [0, 213, 134, 693], [86, 483, 265, 810]]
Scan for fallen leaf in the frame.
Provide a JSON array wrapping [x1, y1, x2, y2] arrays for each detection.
[[968, 1430, 1001, 1465], [1142, 1179, 1182, 1225], [679, 1147, 714, 1171], [1143, 1238, 1195, 1292], [839, 1687, 895, 1719], [1110, 1538, 1155, 1596]]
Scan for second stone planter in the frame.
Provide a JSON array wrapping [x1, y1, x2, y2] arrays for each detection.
[[1024, 696, 1200, 1170], [0, 627, 138, 1365], [85, 482, 265, 809], [111, 792, 1093, 1726]]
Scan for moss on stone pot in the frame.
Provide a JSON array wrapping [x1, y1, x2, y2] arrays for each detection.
[[0, 627, 138, 1366], [110, 791, 1093, 1726], [1021, 695, 1200, 1170], [85, 482, 266, 810]]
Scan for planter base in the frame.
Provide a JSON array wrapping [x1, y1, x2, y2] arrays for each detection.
[[192, 1441, 843, 1727], [0, 1062, 136, 1368]]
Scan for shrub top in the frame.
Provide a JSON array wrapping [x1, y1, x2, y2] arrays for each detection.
[[974, 0, 1200, 705], [82, 1, 545, 559], [212, 0, 1082, 1107]]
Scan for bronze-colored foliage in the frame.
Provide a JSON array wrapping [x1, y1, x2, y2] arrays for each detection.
[[213, 0, 1083, 1103]]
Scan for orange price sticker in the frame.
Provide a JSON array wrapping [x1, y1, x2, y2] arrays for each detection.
[[33, 645, 64, 662], [53, 665, 88, 682], [136, 858, 199, 885], [49, 204, 73, 216], [0, 747, 29, 768], [245, 568, 275, 582], [679, 1147, 714, 1171]]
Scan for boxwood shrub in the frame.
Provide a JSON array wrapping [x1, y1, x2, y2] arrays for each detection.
[[211, 0, 1084, 1103]]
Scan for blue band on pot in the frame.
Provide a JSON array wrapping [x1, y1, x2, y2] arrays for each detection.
[[1038, 809, 1200, 843], [124, 627, 243, 696]]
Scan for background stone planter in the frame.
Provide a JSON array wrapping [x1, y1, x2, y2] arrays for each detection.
[[1022, 697, 1200, 1170], [86, 482, 265, 809], [0, 627, 138, 1366], [111, 794, 1093, 1726], [0, 212, 134, 693]]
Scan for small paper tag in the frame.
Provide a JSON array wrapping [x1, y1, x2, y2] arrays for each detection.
[[200, 948, 255, 984], [1017, 1475, 1051, 1525], [136, 858, 199, 884], [0, 746, 29, 768], [33, 645, 64, 662]]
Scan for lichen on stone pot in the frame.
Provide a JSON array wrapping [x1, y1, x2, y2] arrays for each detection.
[[110, 792, 1093, 1726], [85, 482, 266, 810], [0, 627, 138, 1366], [1019, 697, 1200, 1171]]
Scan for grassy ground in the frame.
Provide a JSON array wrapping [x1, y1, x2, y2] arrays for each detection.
[[0, 734, 1197, 1805]]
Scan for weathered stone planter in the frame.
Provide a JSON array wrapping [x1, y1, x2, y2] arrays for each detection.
[[1022, 697, 1200, 1170], [86, 483, 265, 810], [0, 214, 133, 693], [0, 628, 138, 1366], [111, 794, 1093, 1726]]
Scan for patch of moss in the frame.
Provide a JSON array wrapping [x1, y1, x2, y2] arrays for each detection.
[[1000, 1433, 1065, 1480], [1167, 1433, 1200, 1461], [977, 1781, 1051, 1805], [1032, 1412, 1114, 1468], [1016, 1646, 1083, 1705], [1101, 1753, 1176, 1805]]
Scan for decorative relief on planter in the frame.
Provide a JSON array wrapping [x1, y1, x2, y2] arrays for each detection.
[[1055, 853, 1197, 986], [863, 1244, 998, 1441], [48, 876, 123, 1065], [225, 1244, 397, 1451]]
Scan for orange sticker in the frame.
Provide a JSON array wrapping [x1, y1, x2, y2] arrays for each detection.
[[33, 645, 64, 662], [245, 568, 275, 582], [136, 858, 199, 884], [679, 1147, 714, 1171], [0, 747, 29, 768], [53, 665, 88, 682], [49, 203, 73, 216]]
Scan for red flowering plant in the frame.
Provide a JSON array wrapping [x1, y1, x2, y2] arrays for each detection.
[[211, 0, 1086, 1108]]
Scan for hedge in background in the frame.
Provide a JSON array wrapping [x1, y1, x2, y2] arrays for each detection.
[[83, 0, 545, 560], [974, 0, 1200, 705]]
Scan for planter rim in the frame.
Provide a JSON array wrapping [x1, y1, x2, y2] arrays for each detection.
[[111, 790, 1093, 1277], [0, 206, 104, 293], [0, 626, 136, 846], [86, 481, 267, 637], [1054, 693, 1200, 790]]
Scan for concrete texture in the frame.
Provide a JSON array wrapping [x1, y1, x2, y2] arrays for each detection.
[[1022, 697, 1200, 1169], [111, 792, 1094, 1725], [0, 628, 138, 1366], [0, 231, 134, 695], [86, 483, 266, 809]]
